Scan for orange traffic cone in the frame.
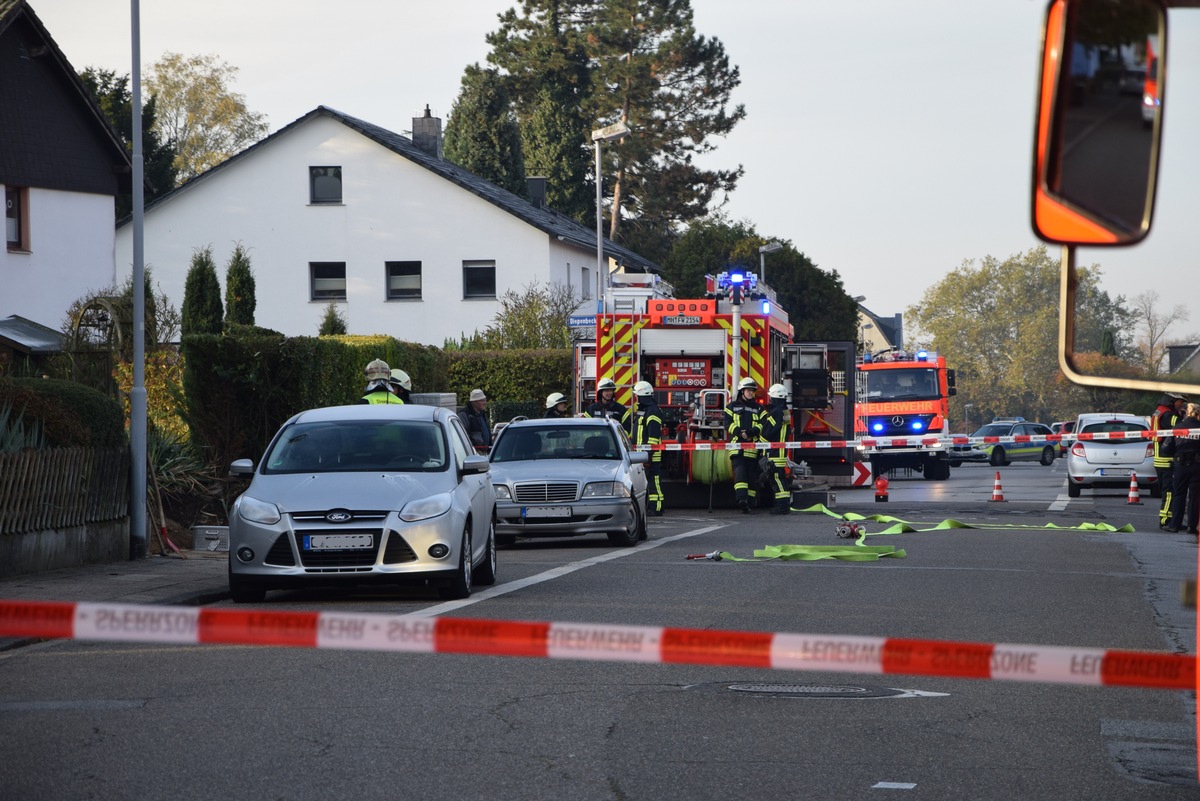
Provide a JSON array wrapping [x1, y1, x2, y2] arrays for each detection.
[[1126, 473, 1143, 505], [989, 471, 1006, 502]]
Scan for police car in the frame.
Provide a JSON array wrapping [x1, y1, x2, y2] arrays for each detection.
[[967, 418, 1057, 467]]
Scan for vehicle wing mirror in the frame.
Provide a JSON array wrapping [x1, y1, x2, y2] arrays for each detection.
[[1032, 0, 1164, 245]]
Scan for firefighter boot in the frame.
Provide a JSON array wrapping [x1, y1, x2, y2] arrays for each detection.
[[770, 503, 790, 515]]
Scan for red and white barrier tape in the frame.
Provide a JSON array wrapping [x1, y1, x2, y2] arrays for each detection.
[[1, 601, 1193, 691], [637, 428, 1196, 452]]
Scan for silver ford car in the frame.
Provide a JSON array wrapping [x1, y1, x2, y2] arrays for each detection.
[[226, 404, 496, 603]]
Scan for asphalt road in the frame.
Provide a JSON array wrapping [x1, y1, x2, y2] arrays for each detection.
[[2, 460, 1198, 800]]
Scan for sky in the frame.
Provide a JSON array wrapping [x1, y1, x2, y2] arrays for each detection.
[[32, 0, 1200, 338]]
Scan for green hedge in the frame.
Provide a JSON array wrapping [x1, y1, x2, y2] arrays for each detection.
[[0, 378, 125, 447], [180, 332, 573, 469]]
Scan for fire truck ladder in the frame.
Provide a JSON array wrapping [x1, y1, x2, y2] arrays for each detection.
[[611, 298, 641, 399]]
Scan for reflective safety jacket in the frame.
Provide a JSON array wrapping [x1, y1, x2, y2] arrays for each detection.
[[361, 389, 403, 404], [633, 398, 663, 464], [724, 397, 762, 459], [758, 400, 790, 464]]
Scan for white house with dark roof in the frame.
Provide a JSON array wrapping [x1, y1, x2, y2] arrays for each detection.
[[0, 0, 133, 335], [114, 105, 659, 344]]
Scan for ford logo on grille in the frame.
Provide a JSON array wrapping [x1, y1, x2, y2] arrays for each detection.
[[891, 415, 905, 427], [325, 510, 353, 523]]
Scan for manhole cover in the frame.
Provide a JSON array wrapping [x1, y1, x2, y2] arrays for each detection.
[[728, 683, 900, 698]]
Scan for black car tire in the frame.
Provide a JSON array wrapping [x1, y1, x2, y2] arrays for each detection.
[[439, 523, 473, 600], [607, 503, 641, 547], [949, 459, 962, 468], [1067, 481, 1081, 498], [1039, 447, 1055, 466], [228, 562, 266, 604], [474, 516, 497, 586], [990, 447, 1007, 467]]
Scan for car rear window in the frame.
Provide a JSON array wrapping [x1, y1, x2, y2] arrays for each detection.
[[1081, 421, 1146, 434]]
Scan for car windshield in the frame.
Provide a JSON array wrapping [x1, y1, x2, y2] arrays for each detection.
[[491, 426, 619, 462], [262, 420, 447, 473], [974, 424, 1014, 437]]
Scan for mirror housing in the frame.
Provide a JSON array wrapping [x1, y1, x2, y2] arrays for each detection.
[[1032, 0, 1164, 245]]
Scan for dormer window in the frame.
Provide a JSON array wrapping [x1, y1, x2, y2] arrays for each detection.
[[309, 167, 342, 204]]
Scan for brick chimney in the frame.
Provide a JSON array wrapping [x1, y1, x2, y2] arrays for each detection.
[[411, 105, 442, 159]]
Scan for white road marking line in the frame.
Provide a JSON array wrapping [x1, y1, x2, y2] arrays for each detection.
[[872, 782, 917, 789], [1049, 493, 1070, 511], [407, 524, 729, 618]]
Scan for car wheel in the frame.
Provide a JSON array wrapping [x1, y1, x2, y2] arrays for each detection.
[[990, 447, 1006, 467], [1067, 481, 1081, 498], [1039, 447, 1055, 466], [606, 503, 641, 547], [228, 562, 266, 604], [949, 459, 962, 468], [474, 516, 498, 586], [636, 501, 648, 541], [439, 523, 473, 600]]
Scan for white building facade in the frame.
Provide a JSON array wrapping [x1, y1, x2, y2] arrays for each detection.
[[115, 107, 656, 344]]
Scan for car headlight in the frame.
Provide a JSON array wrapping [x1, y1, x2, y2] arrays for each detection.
[[400, 493, 452, 522], [582, 482, 630, 498], [493, 484, 512, 500], [238, 495, 282, 525]]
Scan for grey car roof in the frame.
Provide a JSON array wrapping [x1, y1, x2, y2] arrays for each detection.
[[288, 403, 444, 425]]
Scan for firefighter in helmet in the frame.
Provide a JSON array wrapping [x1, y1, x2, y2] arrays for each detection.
[[359, 358, 402, 404], [760, 383, 792, 515], [586, 377, 630, 432], [725, 377, 763, 513], [632, 380, 663, 520], [544, 392, 569, 418], [389, 368, 412, 404]]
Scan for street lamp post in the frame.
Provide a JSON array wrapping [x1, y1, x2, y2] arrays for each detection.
[[758, 241, 782, 284], [964, 403, 974, 432], [591, 121, 631, 315]]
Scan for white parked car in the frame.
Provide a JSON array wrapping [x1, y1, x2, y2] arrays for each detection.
[[1065, 413, 1159, 498], [227, 404, 496, 603]]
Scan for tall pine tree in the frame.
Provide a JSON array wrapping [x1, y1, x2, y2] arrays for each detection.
[[181, 247, 224, 336], [224, 243, 256, 327], [443, 65, 527, 198]]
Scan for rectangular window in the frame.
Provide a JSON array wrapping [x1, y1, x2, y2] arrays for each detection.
[[463, 260, 496, 299], [6, 185, 29, 251], [581, 266, 592, 301], [386, 261, 422, 300], [310, 262, 347, 300], [309, 166, 342, 204]]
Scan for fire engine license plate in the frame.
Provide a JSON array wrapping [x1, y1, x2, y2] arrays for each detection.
[[304, 534, 373, 550], [523, 506, 571, 519]]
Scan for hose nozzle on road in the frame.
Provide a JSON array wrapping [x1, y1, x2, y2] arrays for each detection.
[[686, 550, 723, 561]]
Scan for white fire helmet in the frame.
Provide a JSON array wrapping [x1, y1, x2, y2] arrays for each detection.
[[365, 358, 391, 381], [597, 378, 617, 392], [768, 383, 787, 399], [633, 381, 654, 397], [390, 368, 412, 391], [545, 392, 567, 409], [737, 377, 758, 392]]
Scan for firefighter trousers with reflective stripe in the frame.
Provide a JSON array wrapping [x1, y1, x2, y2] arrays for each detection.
[[1158, 464, 1175, 525], [732, 454, 760, 504], [646, 459, 663, 514], [767, 455, 790, 507]]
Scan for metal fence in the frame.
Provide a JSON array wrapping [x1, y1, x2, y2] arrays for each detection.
[[0, 448, 129, 535]]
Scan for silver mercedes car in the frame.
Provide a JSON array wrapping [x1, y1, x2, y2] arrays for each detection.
[[227, 404, 496, 602], [488, 417, 649, 547]]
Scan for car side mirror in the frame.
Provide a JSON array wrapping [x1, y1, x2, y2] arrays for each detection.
[[1032, 0, 1164, 245], [461, 454, 490, 476], [629, 451, 650, 465], [229, 458, 255, 477]]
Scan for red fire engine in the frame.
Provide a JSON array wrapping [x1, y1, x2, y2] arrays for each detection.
[[854, 349, 956, 480], [573, 272, 855, 505]]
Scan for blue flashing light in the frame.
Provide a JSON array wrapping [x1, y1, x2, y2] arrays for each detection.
[[871, 421, 885, 434], [862, 352, 873, 363], [729, 271, 745, 284], [911, 420, 925, 432], [761, 300, 771, 315], [915, 350, 929, 362]]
